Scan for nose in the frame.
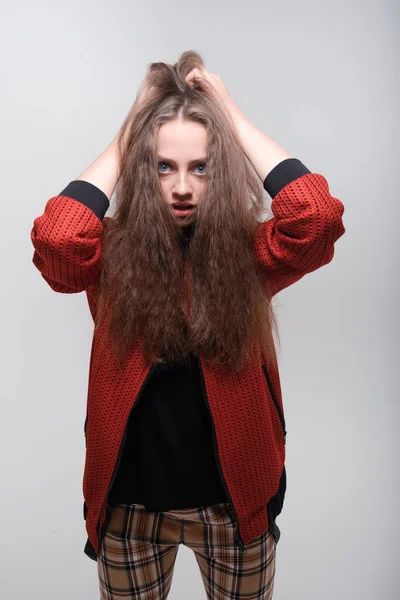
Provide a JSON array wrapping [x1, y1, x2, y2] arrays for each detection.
[[172, 172, 192, 196]]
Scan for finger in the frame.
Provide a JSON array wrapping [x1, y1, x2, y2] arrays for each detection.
[[186, 75, 202, 89], [186, 67, 206, 83]]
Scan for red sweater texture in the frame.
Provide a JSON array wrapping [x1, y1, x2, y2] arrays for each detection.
[[30, 159, 345, 559]]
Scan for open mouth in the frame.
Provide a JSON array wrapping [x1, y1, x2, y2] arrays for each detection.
[[171, 204, 196, 216]]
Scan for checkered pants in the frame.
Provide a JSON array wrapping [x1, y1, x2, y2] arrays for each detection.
[[97, 502, 279, 599]]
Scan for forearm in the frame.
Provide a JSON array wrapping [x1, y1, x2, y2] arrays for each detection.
[[75, 134, 121, 201], [230, 110, 294, 183]]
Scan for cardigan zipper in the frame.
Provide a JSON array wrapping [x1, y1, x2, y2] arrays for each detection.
[[198, 359, 247, 556], [95, 362, 157, 554], [183, 259, 245, 553]]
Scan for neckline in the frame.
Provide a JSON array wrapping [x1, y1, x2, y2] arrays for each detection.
[[179, 223, 195, 250]]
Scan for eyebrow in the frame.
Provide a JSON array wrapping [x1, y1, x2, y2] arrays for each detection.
[[157, 155, 208, 165]]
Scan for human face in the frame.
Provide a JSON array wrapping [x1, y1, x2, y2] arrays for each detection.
[[157, 119, 208, 223]]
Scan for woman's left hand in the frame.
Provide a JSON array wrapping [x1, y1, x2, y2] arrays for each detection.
[[185, 67, 242, 120]]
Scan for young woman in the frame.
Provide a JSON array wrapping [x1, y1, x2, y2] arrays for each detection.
[[31, 50, 345, 599]]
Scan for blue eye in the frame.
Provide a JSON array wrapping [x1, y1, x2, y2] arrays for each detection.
[[195, 163, 207, 174], [158, 161, 170, 173], [158, 161, 207, 174]]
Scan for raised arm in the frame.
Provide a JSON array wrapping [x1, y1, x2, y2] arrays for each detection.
[[254, 158, 346, 297], [74, 133, 121, 199], [235, 110, 345, 298], [30, 135, 121, 294], [30, 78, 157, 294], [233, 112, 346, 297], [185, 67, 346, 297]]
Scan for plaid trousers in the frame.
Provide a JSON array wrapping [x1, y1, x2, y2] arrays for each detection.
[[97, 502, 280, 599]]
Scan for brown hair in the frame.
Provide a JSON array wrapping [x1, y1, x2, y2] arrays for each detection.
[[94, 50, 281, 373]]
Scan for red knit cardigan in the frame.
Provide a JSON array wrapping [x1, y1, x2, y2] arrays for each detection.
[[31, 171, 345, 558]]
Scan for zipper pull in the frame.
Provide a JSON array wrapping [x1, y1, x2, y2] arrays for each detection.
[[235, 537, 247, 555]]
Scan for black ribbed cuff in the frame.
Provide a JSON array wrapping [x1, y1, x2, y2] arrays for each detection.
[[59, 180, 110, 221], [263, 158, 311, 199]]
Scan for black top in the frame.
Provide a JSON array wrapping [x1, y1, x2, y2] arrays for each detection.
[[107, 349, 230, 511]]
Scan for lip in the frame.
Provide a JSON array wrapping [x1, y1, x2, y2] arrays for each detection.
[[170, 203, 196, 217], [171, 206, 195, 217]]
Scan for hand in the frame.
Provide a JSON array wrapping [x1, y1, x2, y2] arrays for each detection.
[[185, 67, 242, 120]]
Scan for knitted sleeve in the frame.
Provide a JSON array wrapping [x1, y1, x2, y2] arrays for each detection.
[[30, 180, 109, 293], [254, 158, 345, 297]]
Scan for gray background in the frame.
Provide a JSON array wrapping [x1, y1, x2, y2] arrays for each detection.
[[1, 0, 398, 598]]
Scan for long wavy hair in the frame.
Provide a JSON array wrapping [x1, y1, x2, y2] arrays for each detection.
[[94, 50, 281, 373]]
